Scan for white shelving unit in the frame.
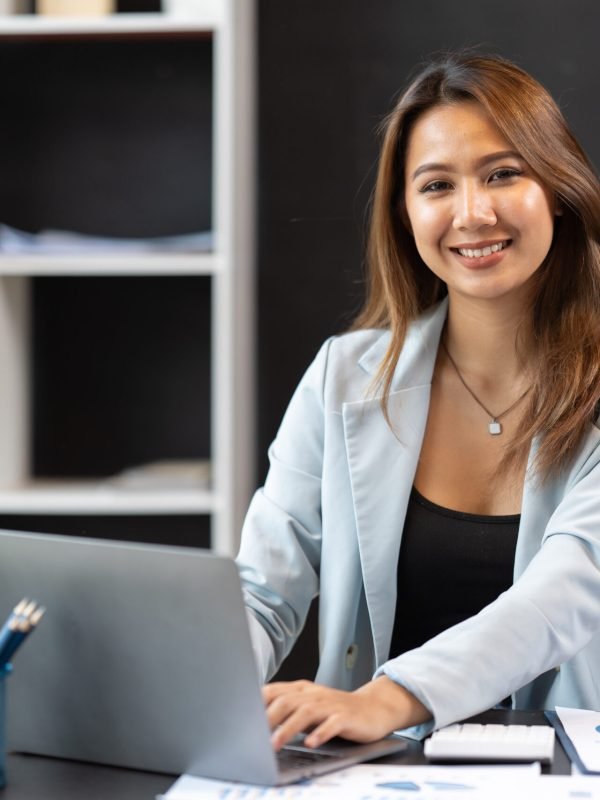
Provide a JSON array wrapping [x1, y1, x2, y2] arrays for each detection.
[[0, 2, 255, 556]]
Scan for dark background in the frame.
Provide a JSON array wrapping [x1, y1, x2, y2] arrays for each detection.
[[257, 0, 600, 678]]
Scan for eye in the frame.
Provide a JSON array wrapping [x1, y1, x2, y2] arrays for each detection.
[[488, 167, 522, 183], [419, 179, 453, 194]]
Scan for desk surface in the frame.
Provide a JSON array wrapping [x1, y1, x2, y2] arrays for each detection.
[[2, 752, 174, 800], [0, 710, 571, 798]]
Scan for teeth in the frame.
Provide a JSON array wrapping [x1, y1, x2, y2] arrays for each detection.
[[457, 241, 508, 258]]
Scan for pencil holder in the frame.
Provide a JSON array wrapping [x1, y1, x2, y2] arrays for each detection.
[[0, 663, 11, 789]]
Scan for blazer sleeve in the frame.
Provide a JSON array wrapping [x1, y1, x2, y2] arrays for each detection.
[[236, 338, 333, 681], [376, 448, 600, 733]]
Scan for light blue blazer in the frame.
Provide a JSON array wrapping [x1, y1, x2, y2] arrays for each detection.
[[237, 300, 600, 737]]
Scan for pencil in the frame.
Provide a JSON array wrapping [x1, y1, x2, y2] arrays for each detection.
[[0, 600, 45, 668]]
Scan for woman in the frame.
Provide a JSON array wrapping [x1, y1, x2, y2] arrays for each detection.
[[237, 53, 600, 748]]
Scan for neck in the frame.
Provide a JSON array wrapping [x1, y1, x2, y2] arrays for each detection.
[[444, 294, 534, 385]]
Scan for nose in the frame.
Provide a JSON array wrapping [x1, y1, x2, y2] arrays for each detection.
[[452, 183, 497, 231]]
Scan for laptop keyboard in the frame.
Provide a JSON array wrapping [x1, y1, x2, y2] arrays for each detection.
[[277, 747, 337, 771]]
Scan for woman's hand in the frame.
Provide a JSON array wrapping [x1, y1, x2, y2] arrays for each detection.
[[262, 676, 431, 750]]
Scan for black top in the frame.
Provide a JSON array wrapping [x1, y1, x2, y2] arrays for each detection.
[[390, 487, 520, 657]]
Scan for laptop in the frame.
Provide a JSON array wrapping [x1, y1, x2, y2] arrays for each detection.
[[0, 529, 407, 784]]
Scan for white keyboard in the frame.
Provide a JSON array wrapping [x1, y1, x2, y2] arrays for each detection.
[[424, 723, 555, 763]]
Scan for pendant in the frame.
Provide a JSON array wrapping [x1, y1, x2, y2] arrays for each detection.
[[489, 420, 502, 435]]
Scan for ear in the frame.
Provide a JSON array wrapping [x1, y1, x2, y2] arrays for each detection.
[[554, 196, 564, 216]]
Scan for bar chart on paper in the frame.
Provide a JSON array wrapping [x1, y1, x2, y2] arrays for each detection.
[[160, 762, 600, 800]]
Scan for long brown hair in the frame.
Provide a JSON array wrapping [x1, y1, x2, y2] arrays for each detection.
[[354, 52, 600, 478]]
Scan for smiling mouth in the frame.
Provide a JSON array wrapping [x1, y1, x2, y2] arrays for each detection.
[[452, 240, 511, 259]]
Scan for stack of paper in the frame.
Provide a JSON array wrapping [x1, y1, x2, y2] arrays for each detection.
[[0, 225, 213, 254], [105, 460, 211, 492], [549, 706, 600, 774], [157, 763, 600, 800]]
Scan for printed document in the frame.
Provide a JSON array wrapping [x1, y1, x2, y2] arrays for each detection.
[[556, 706, 600, 772], [158, 763, 554, 800]]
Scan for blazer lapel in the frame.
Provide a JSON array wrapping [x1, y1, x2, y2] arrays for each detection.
[[342, 301, 447, 666]]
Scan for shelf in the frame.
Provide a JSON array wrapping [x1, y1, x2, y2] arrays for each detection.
[[0, 252, 223, 276], [0, 9, 226, 37], [0, 480, 218, 515], [0, 0, 256, 554]]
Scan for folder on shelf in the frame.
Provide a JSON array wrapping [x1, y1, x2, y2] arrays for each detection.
[[0, 225, 213, 255], [105, 459, 211, 491]]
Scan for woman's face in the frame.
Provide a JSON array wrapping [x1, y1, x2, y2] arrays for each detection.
[[403, 100, 557, 306]]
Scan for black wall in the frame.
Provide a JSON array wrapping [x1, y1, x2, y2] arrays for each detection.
[[257, 0, 600, 678], [257, 0, 600, 475]]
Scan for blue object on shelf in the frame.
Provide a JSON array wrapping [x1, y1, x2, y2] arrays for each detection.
[[0, 663, 12, 789]]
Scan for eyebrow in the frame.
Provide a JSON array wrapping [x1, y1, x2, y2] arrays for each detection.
[[410, 150, 523, 181]]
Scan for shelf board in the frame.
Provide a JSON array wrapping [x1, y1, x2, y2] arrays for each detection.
[[0, 480, 217, 515], [0, 9, 225, 37], [0, 252, 222, 276]]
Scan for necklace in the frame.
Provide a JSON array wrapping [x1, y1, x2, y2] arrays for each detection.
[[441, 340, 531, 436]]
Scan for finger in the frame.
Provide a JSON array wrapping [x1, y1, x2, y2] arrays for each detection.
[[271, 704, 326, 751], [265, 688, 324, 732], [262, 680, 311, 704], [303, 714, 345, 749], [307, 707, 393, 747]]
